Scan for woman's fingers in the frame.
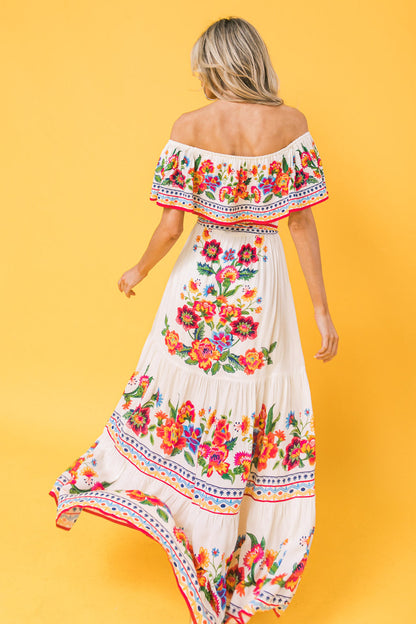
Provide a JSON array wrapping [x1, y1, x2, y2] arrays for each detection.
[[315, 334, 339, 361], [315, 334, 329, 357]]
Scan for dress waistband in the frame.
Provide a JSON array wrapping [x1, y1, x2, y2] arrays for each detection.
[[196, 216, 280, 235]]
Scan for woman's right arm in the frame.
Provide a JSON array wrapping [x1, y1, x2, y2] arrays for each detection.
[[287, 207, 339, 362], [117, 207, 184, 298]]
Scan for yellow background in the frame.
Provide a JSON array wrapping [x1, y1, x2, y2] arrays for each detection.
[[1, 1, 415, 622]]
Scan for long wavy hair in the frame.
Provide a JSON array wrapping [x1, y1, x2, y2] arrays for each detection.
[[191, 17, 284, 106]]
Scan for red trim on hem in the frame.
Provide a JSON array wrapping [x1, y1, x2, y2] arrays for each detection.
[[48, 487, 304, 622], [149, 194, 328, 228], [48, 490, 200, 622]]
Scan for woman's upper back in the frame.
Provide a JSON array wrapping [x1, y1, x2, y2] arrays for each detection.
[[169, 102, 309, 158]]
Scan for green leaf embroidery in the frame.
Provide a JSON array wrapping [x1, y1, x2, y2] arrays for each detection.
[[195, 321, 205, 340], [184, 451, 195, 467], [211, 361, 220, 375], [156, 508, 169, 522], [197, 262, 215, 276]]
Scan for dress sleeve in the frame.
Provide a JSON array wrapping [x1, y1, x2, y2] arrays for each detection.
[[149, 142, 196, 214], [284, 135, 329, 215]]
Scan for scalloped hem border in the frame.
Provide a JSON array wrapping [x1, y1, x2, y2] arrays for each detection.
[[48, 489, 286, 624]]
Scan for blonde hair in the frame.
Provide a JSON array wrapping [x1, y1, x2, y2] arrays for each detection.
[[191, 17, 284, 107]]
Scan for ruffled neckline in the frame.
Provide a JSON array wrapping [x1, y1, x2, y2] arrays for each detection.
[[166, 131, 312, 163]]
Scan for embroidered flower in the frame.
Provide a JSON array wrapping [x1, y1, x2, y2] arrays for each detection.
[[203, 284, 216, 296], [196, 546, 210, 568], [216, 265, 240, 284], [156, 417, 186, 455], [205, 175, 221, 191], [192, 299, 216, 322], [286, 410, 297, 428], [221, 248, 236, 262], [212, 418, 231, 446], [154, 389, 163, 407], [205, 444, 230, 477], [191, 169, 207, 193], [200, 159, 214, 174], [188, 279, 199, 293], [238, 349, 265, 375], [242, 288, 257, 301], [226, 566, 243, 596], [138, 375, 150, 394], [219, 304, 241, 324], [282, 436, 302, 470], [189, 337, 221, 370], [183, 425, 202, 453], [230, 316, 259, 340], [264, 549, 278, 570], [212, 331, 233, 352], [272, 173, 291, 195], [169, 169, 185, 188], [300, 436, 316, 465], [238, 415, 250, 436], [176, 305, 201, 330], [127, 404, 150, 436], [165, 329, 182, 354], [177, 400, 195, 424], [201, 239, 223, 262], [294, 169, 310, 189], [251, 186, 261, 203], [269, 160, 283, 176], [255, 431, 279, 471], [237, 244, 258, 266], [244, 544, 264, 567], [284, 554, 308, 592], [234, 451, 251, 481]]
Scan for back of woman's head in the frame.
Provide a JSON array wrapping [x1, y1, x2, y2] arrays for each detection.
[[191, 17, 284, 106]]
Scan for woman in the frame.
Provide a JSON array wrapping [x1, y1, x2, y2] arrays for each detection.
[[49, 16, 338, 624]]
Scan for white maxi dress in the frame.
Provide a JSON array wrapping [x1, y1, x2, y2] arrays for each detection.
[[49, 130, 329, 624]]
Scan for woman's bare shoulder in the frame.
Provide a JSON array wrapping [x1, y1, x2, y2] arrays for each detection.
[[169, 103, 309, 146], [169, 105, 213, 142], [278, 105, 309, 135]]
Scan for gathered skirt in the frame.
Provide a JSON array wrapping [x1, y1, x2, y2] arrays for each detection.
[[49, 216, 317, 624]]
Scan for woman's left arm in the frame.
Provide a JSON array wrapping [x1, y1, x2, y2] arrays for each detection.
[[117, 207, 184, 298], [287, 207, 339, 362]]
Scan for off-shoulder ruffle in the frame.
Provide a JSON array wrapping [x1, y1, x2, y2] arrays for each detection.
[[149, 131, 329, 227]]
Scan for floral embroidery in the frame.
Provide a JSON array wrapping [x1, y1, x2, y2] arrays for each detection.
[[118, 367, 315, 479], [252, 404, 316, 473], [225, 528, 315, 599], [66, 440, 114, 494], [125, 489, 170, 523], [197, 410, 242, 482], [115, 361, 317, 494], [172, 526, 315, 615], [149, 133, 329, 226], [162, 229, 276, 375], [153, 137, 324, 206]]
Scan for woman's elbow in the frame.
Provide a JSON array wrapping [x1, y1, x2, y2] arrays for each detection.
[[287, 207, 314, 230], [160, 208, 184, 239]]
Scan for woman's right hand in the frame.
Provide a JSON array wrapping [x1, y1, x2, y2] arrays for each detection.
[[117, 264, 147, 298], [313, 309, 339, 362]]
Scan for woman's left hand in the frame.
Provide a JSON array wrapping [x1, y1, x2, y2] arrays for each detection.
[[117, 264, 147, 298]]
